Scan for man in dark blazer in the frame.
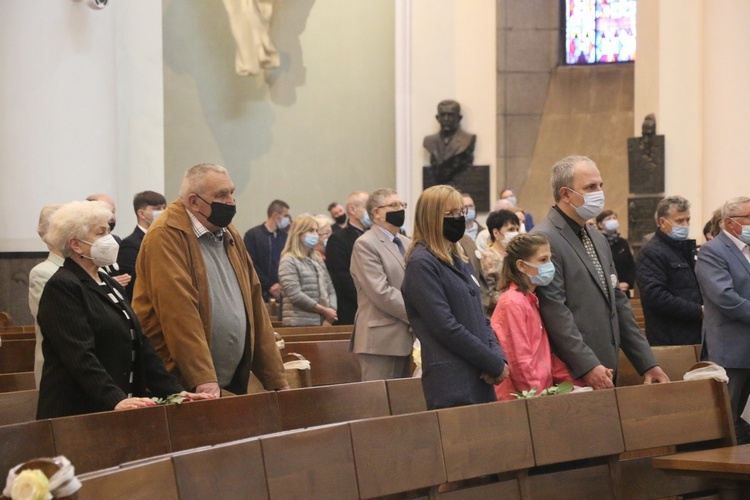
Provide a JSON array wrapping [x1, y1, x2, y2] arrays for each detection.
[[532, 156, 668, 389], [117, 190, 167, 299], [326, 191, 370, 325], [696, 196, 750, 443]]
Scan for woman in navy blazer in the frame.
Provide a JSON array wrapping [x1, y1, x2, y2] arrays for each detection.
[[402, 185, 508, 409], [37, 201, 212, 419]]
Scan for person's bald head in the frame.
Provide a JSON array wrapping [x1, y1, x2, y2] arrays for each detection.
[[86, 194, 116, 230]]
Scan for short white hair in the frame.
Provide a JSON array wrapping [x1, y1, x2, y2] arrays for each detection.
[[313, 213, 333, 230], [37, 204, 63, 242], [179, 163, 228, 201], [46, 201, 113, 258], [722, 196, 750, 221]]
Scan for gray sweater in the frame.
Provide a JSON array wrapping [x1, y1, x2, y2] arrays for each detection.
[[278, 254, 337, 326]]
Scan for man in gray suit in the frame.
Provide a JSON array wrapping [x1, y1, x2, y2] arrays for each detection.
[[696, 196, 750, 443], [533, 156, 668, 389], [350, 188, 414, 380]]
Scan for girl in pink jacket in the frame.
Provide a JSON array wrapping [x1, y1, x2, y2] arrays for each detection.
[[491, 233, 576, 401]]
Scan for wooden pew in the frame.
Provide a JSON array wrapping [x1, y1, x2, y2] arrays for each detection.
[[0, 371, 35, 393], [0, 330, 35, 341], [261, 424, 359, 499], [282, 340, 361, 386], [277, 380, 390, 431], [436, 399, 534, 498], [616, 378, 735, 499], [385, 377, 426, 415], [279, 332, 351, 342], [274, 325, 353, 336], [172, 439, 268, 500], [0, 420, 55, 480], [77, 458, 179, 500], [350, 411, 447, 498], [166, 392, 281, 452], [0, 389, 38, 426], [50, 405, 172, 474], [0, 339, 34, 373], [630, 298, 646, 330], [617, 344, 699, 387], [525, 390, 624, 499]]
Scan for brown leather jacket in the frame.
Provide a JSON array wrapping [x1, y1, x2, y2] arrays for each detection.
[[133, 200, 286, 392]]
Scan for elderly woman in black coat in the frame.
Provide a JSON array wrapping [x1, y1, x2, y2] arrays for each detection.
[[37, 200, 213, 419], [402, 185, 508, 409]]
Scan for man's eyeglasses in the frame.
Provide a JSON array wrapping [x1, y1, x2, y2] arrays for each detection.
[[444, 208, 467, 220], [377, 202, 408, 210]]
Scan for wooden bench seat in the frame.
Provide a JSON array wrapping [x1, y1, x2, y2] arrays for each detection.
[[274, 325, 353, 336]]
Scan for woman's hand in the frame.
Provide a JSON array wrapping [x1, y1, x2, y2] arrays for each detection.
[[480, 364, 510, 385], [114, 397, 156, 411], [318, 306, 338, 324]]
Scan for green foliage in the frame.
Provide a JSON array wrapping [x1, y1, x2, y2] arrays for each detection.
[[511, 381, 575, 399]]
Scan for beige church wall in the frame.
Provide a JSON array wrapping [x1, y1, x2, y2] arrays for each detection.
[[162, 0, 395, 232], [519, 65, 635, 235]]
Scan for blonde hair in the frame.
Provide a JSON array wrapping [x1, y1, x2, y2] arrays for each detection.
[[282, 215, 323, 262], [179, 163, 228, 201], [46, 200, 112, 258], [407, 185, 466, 265], [37, 204, 63, 242]]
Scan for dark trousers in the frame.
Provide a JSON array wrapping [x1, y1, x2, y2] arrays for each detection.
[[725, 368, 750, 444]]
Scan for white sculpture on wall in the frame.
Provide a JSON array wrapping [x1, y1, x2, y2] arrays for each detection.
[[222, 0, 281, 76]]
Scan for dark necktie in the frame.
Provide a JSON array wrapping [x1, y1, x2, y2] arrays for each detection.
[[581, 227, 607, 292], [393, 236, 406, 257]]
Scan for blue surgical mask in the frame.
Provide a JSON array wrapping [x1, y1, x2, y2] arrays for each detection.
[[568, 189, 605, 220], [302, 233, 319, 249], [667, 224, 690, 241], [361, 210, 373, 229], [465, 209, 476, 222], [738, 224, 750, 245], [278, 216, 290, 230], [523, 261, 555, 287]]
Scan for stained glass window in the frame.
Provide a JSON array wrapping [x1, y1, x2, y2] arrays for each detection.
[[565, 0, 636, 65]]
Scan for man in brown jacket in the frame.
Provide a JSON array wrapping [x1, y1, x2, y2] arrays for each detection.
[[133, 163, 287, 396]]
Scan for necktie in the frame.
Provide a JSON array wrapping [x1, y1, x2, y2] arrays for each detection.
[[580, 228, 607, 292], [393, 236, 406, 257]]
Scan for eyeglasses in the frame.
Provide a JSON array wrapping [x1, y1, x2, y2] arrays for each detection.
[[730, 214, 750, 220], [377, 202, 407, 210], [443, 208, 467, 220]]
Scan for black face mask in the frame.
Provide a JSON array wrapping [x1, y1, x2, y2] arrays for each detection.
[[108, 221, 116, 232], [443, 216, 466, 243], [335, 213, 347, 225], [385, 209, 406, 228], [197, 194, 237, 228]]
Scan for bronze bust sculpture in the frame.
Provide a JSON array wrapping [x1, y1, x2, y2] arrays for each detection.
[[628, 113, 665, 195], [423, 100, 476, 184]]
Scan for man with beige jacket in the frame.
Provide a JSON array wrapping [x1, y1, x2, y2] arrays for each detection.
[[350, 188, 413, 380]]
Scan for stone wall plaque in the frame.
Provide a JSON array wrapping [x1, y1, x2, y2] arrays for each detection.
[[423, 165, 490, 212], [627, 195, 662, 246]]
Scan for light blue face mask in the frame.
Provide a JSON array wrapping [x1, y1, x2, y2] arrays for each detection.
[[667, 223, 690, 241], [302, 233, 319, 249], [737, 223, 750, 245], [361, 210, 373, 229], [465, 209, 476, 223], [278, 216, 291, 230], [523, 261, 555, 287]]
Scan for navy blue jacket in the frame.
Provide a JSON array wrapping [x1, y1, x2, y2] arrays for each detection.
[[243, 224, 287, 299], [402, 243, 506, 409], [635, 230, 702, 345]]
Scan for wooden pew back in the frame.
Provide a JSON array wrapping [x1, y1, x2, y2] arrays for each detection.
[[0, 371, 35, 393], [617, 344, 699, 387], [277, 380, 390, 431], [274, 325, 353, 336], [0, 389, 38, 426], [0, 420, 55, 481], [77, 458, 179, 500], [282, 340, 361, 386], [385, 377, 426, 415], [0, 339, 34, 373]]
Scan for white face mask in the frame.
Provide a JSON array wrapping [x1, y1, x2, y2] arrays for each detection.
[[502, 231, 519, 247], [80, 234, 119, 268], [604, 219, 619, 232], [568, 189, 605, 220]]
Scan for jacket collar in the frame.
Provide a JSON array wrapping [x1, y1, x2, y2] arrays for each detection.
[[62, 258, 126, 307], [373, 225, 406, 268], [717, 231, 750, 277], [160, 199, 239, 247], [547, 207, 611, 302]]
